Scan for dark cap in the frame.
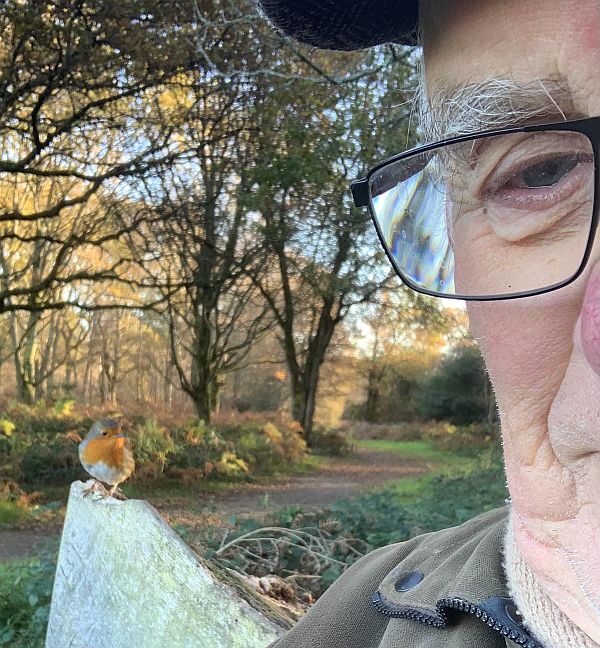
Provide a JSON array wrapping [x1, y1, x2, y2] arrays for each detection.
[[259, 0, 419, 50]]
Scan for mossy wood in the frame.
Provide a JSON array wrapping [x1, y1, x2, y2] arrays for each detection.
[[45, 481, 291, 648]]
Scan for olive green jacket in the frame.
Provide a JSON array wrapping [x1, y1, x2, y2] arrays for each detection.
[[270, 507, 542, 648]]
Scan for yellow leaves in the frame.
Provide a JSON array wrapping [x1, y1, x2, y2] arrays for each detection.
[[0, 419, 15, 437], [216, 451, 249, 476], [261, 422, 285, 457], [155, 77, 196, 119]]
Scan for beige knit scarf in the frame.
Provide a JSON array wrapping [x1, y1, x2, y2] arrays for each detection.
[[504, 518, 599, 648]]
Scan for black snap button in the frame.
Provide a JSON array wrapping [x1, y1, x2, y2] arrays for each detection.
[[394, 570, 424, 592], [505, 601, 523, 625]]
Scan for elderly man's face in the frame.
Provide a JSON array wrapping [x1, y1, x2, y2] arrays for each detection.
[[421, 0, 600, 629]]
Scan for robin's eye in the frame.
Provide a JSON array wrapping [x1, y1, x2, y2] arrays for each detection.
[[102, 431, 107, 436]]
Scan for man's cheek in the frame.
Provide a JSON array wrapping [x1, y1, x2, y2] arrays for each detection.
[[580, 260, 600, 376], [467, 300, 574, 408]]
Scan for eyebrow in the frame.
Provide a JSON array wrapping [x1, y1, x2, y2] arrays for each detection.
[[421, 76, 582, 142]]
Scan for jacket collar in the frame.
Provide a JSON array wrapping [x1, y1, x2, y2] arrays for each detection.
[[371, 507, 541, 647]]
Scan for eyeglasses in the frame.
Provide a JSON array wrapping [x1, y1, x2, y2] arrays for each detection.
[[351, 117, 600, 301]]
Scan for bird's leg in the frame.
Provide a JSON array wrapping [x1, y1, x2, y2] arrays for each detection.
[[82, 480, 110, 499], [108, 483, 127, 500]]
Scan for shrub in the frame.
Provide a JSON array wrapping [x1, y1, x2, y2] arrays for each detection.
[[130, 417, 176, 480], [310, 427, 353, 456], [421, 421, 458, 443], [217, 420, 307, 470], [52, 399, 76, 417], [215, 451, 249, 477], [0, 405, 86, 485], [417, 345, 495, 424], [422, 421, 499, 452], [206, 513, 365, 603], [169, 423, 250, 481], [0, 419, 15, 437], [0, 419, 16, 475], [261, 423, 285, 456], [171, 424, 224, 473], [329, 447, 506, 548], [6, 401, 85, 433], [0, 489, 30, 527], [281, 427, 307, 462], [341, 420, 425, 442], [0, 481, 34, 527], [19, 436, 84, 486], [0, 548, 57, 647], [2, 405, 309, 487], [167, 419, 306, 478]]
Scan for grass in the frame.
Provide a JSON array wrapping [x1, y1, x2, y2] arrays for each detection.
[[272, 453, 328, 475], [0, 500, 30, 528], [354, 438, 502, 505], [354, 438, 446, 459], [354, 437, 481, 470]]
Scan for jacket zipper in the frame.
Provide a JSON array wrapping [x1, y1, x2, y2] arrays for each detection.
[[371, 591, 445, 627], [372, 591, 541, 648]]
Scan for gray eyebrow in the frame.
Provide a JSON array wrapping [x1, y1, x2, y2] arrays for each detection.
[[419, 76, 580, 143]]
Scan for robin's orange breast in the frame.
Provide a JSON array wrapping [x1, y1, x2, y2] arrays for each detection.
[[81, 437, 129, 470]]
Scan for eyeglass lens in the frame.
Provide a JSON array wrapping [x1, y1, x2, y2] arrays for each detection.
[[369, 130, 595, 298]]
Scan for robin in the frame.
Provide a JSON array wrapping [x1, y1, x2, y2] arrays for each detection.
[[78, 418, 135, 498]]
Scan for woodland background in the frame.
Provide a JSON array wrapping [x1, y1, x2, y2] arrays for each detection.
[[0, 2, 503, 646], [0, 0, 496, 438]]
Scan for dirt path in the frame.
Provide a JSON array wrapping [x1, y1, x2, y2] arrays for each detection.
[[218, 445, 426, 513], [0, 446, 427, 561], [0, 530, 58, 561], [154, 446, 429, 529]]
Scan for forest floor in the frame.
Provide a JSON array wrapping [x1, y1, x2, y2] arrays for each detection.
[[0, 442, 439, 561]]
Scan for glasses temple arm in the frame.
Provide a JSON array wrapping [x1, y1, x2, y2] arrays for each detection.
[[350, 178, 369, 207]]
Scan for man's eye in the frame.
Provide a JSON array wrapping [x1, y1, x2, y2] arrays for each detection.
[[508, 154, 581, 189]]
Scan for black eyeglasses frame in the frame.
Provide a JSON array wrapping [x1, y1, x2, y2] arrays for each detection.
[[350, 116, 600, 301]]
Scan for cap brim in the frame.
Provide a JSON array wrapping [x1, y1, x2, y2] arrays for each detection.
[[259, 0, 419, 50]]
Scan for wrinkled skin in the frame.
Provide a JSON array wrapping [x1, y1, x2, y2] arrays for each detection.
[[421, 0, 600, 640]]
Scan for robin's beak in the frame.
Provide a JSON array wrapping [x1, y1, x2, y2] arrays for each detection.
[[114, 433, 125, 438]]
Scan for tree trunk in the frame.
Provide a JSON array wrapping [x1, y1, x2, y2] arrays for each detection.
[[365, 365, 382, 423], [210, 374, 224, 414], [190, 329, 213, 423], [7, 312, 30, 404], [136, 320, 143, 403], [163, 348, 173, 408], [83, 316, 97, 405], [192, 387, 212, 423], [109, 315, 121, 405], [100, 312, 121, 406], [16, 369, 35, 405], [36, 312, 59, 400], [289, 317, 335, 445], [301, 379, 318, 446], [17, 312, 41, 404], [189, 278, 218, 423]]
